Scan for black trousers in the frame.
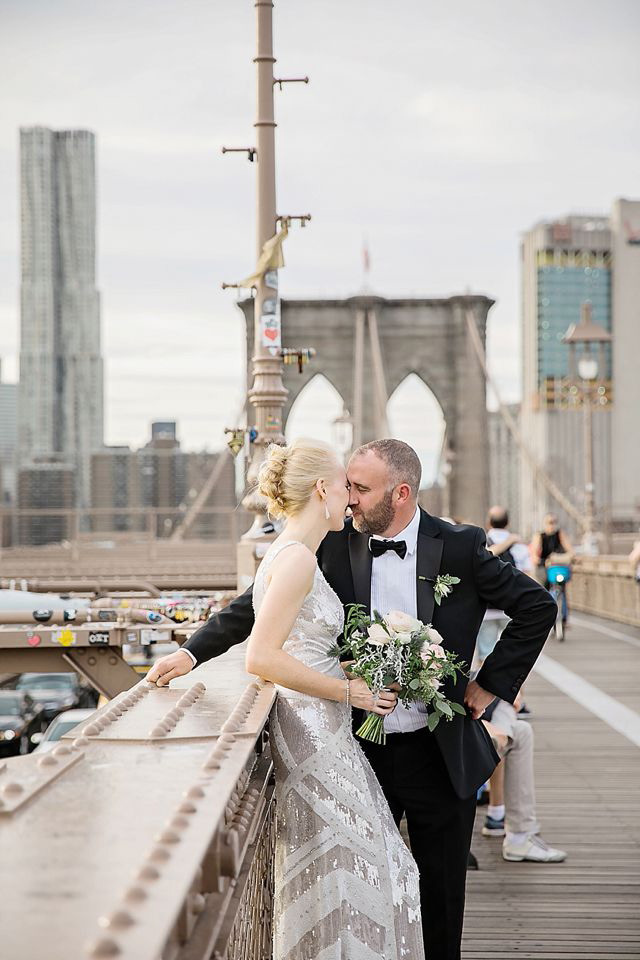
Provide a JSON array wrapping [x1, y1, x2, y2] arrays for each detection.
[[360, 726, 477, 960]]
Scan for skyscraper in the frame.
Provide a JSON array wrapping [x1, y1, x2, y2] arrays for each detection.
[[520, 203, 639, 542], [520, 214, 612, 539], [18, 126, 103, 509], [610, 199, 640, 528]]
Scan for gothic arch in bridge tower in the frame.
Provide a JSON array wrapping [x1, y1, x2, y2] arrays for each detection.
[[387, 374, 446, 489], [240, 294, 494, 525], [285, 373, 345, 443]]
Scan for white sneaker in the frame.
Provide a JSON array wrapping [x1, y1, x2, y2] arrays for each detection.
[[502, 833, 567, 863]]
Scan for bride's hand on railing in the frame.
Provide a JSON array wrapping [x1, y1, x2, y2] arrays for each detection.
[[348, 678, 398, 715]]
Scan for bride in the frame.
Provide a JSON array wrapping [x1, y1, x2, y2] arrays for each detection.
[[247, 438, 424, 960]]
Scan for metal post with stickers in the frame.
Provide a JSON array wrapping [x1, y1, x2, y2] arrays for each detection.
[[234, 1, 311, 585]]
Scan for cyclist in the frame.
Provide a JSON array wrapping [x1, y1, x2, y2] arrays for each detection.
[[531, 513, 573, 626]]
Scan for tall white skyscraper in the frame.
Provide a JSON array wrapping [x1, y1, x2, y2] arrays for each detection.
[[19, 126, 103, 509]]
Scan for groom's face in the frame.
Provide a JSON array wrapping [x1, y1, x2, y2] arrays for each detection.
[[347, 451, 396, 535]]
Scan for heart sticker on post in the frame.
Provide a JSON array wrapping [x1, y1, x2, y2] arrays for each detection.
[[264, 328, 278, 341], [27, 634, 41, 647]]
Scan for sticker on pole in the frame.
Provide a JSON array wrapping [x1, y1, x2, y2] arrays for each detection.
[[261, 312, 281, 354], [265, 269, 278, 291]]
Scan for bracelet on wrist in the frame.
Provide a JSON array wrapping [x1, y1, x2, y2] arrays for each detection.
[[345, 679, 351, 708]]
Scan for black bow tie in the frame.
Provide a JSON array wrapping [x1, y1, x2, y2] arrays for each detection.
[[368, 537, 407, 560]]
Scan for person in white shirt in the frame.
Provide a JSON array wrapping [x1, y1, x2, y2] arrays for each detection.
[[475, 506, 565, 864], [474, 507, 532, 669]]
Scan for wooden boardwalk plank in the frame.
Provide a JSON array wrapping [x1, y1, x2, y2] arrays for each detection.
[[462, 613, 640, 960]]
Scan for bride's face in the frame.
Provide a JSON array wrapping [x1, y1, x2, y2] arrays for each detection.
[[321, 463, 351, 532]]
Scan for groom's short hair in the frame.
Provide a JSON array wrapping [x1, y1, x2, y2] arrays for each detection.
[[352, 439, 421, 496]]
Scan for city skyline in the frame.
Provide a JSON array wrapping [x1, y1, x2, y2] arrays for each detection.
[[1, 0, 638, 485]]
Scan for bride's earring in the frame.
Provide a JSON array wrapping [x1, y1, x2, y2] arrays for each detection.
[[324, 500, 331, 521]]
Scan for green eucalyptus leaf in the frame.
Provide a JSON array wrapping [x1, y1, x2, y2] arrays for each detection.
[[427, 711, 440, 732]]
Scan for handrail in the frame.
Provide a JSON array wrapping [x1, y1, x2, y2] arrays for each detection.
[[0, 647, 277, 960]]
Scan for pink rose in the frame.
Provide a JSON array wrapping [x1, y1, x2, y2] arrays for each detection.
[[428, 643, 446, 659], [420, 641, 446, 663]]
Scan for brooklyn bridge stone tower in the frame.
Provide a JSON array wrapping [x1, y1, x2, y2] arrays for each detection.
[[241, 294, 493, 525]]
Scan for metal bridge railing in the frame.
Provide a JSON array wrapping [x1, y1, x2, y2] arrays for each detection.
[[570, 555, 640, 627], [0, 506, 252, 552], [0, 646, 277, 960]]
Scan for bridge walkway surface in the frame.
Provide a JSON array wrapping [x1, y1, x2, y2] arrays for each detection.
[[462, 611, 640, 960]]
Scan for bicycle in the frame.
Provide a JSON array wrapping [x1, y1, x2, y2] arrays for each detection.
[[546, 563, 571, 641]]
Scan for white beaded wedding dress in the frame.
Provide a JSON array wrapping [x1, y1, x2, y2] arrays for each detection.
[[252, 540, 425, 960]]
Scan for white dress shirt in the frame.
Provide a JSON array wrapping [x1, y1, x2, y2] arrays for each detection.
[[368, 507, 429, 734]]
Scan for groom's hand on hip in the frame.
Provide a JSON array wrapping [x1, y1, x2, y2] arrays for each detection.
[[464, 679, 495, 720]]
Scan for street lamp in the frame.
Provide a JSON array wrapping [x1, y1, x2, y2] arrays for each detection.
[[562, 301, 612, 553], [332, 407, 354, 463]]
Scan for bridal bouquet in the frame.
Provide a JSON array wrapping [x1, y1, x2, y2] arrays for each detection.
[[329, 605, 467, 745]]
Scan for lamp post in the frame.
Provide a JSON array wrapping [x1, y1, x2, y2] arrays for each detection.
[[562, 301, 612, 554], [332, 407, 354, 464]]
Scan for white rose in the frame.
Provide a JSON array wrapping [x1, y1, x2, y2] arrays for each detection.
[[367, 623, 390, 646], [396, 632, 413, 645], [385, 610, 422, 634], [426, 626, 446, 647]]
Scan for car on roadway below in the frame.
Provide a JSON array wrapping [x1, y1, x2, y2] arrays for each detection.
[[15, 672, 97, 722], [0, 690, 44, 755], [33, 708, 95, 752]]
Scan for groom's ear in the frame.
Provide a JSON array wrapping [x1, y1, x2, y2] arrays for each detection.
[[395, 482, 413, 505]]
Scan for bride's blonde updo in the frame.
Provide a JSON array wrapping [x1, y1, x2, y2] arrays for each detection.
[[257, 438, 339, 519]]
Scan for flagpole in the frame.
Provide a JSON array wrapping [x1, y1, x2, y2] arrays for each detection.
[[240, 0, 288, 545]]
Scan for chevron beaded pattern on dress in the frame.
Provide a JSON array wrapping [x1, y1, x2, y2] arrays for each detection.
[[252, 540, 424, 960]]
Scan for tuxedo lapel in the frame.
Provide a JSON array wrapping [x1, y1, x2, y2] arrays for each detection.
[[416, 518, 444, 625], [348, 530, 372, 616]]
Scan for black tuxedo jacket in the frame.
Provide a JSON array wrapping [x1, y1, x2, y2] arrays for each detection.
[[186, 510, 556, 798]]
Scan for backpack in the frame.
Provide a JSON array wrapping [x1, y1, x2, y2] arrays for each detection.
[[487, 534, 517, 568]]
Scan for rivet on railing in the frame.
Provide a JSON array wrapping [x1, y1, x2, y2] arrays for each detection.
[[185, 786, 205, 799], [37, 754, 58, 768], [148, 846, 171, 863], [98, 911, 135, 931], [156, 828, 180, 844], [137, 864, 160, 882], [85, 936, 121, 958], [123, 886, 147, 904], [2, 781, 24, 795]]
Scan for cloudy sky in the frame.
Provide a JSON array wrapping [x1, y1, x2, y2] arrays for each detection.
[[0, 0, 638, 482]]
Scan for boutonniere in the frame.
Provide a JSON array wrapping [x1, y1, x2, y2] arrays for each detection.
[[419, 573, 461, 605]]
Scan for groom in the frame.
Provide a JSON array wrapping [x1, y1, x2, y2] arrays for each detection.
[[149, 439, 556, 960]]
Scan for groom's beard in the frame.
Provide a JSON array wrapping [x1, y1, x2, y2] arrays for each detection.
[[350, 489, 395, 535]]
